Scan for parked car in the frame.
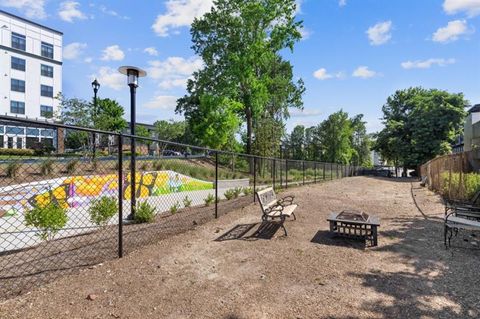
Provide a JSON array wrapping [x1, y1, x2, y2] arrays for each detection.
[[162, 150, 181, 156]]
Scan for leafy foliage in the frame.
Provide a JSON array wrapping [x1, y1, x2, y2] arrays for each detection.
[[374, 87, 467, 169], [134, 201, 156, 223], [204, 193, 215, 206], [89, 196, 118, 227], [177, 0, 305, 154], [170, 202, 180, 214], [6, 161, 21, 179], [40, 159, 55, 176], [183, 196, 192, 208], [66, 159, 79, 174], [24, 202, 68, 241]]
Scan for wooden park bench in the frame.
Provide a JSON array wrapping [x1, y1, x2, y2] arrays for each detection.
[[255, 187, 297, 236]]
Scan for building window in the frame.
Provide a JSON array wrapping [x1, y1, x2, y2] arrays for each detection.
[[41, 64, 53, 77], [11, 33, 26, 51], [16, 137, 23, 149], [41, 85, 53, 97], [41, 129, 54, 137], [11, 79, 26, 92], [26, 128, 40, 136], [6, 126, 25, 135], [40, 105, 53, 118], [10, 101, 25, 114], [26, 137, 38, 149], [11, 57, 26, 71], [41, 42, 54, 59]]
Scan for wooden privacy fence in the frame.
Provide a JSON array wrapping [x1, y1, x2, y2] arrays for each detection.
[[420, 151, 478, 200]]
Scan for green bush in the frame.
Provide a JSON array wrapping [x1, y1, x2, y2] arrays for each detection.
[[183, 196, 192, 208], [40, 159, 55, 176], [89, 196, 118, 227], [204, 193, 215, 206], [242, 187, 253, 196], [0, 148, 35, 156], [24, 202, 68, 241], [6, 161, 21, 179], [91, 158, 98, 171], [233, 187, 242, 198], [66, 159, 79, 174], [134, 201, 155, 223], [153, 160, 163, 171], [170, 202, 180, 214], [442, 172, 480, 200], [224, 189, 235, 200], [140, 161, 149, 171]]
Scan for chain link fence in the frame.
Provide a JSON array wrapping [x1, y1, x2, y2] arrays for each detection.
[[0, 116, 359, 299], [420, 151, 478, 201]]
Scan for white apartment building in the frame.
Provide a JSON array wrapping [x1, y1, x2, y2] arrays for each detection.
[[0, 10, 62, 150]]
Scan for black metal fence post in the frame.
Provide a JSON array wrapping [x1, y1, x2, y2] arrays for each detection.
[[273, 158, 276, 189], [314, 162, 317, 183], [286, 160, 289, 189], [331, 163, 333, 180], [253, 156, 257, 203], [215, 151, 218, 219], [323, 163, 326, 180], [118, 135, 123, 258], [303, 161, 305, 185]]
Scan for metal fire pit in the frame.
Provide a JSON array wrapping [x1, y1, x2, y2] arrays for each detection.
[[327, 210, 380, 246]]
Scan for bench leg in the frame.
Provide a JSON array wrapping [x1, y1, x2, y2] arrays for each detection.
[[291, 212, 297, 221], [372, 226, 378, 247], [444, 224, 448, 249]]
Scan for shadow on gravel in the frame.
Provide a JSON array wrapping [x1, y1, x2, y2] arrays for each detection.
[[310, 230, 366, 250], [349, 185, 480, 318], [215, 221, 282, 241]]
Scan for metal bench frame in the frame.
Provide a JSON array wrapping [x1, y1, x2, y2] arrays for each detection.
[[444, 211, 480, 248], [255, 187, 297, 236]]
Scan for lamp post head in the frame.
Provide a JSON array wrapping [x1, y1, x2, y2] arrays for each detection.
[[91, 78, 100, 94], [118, 66, 147, 88]]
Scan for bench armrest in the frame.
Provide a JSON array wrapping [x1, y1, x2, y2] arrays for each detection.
[[278, 195, 295, 205]]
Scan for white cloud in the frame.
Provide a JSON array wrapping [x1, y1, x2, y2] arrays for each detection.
[[152, 0, 214, 37], [0, 0, 46, 19], [366, 21, 392, 45], [352, 66, 378, 79], [144, 95, 179, 110], [432, 20, 471, 43], [401, 58, 456, 69], [313, 68, 344, 80], [144, 47, 159, 56], [92, 67, 125, 91], [339, 0, 347, 7], [99, 5, 129, 19], [147, 56, 203, 89], [84, 57, 93, 63], [101, 45, 125, 61], [63, 42, 87, 60], [443, 0, 480, 17], [58, 1, 87, 22]]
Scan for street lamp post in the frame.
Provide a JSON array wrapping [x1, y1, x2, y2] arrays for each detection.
[[118, 66, 147, 221], [91, 79, 100, 159]]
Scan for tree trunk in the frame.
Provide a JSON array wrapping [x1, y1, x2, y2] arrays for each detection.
[[246, 107, 254, 173]]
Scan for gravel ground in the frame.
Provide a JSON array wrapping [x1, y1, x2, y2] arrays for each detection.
[[1, 176, 479, 319]]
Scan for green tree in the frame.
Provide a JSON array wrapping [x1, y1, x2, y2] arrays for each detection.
[[177, 0, 305, 157], [95, 98, 127, 133], [374, 87, 467, 171], [154, 120, 186, 142], [350, 114, 372, 167], [316, 110, 354, 164], [289, 125, 306, 160]]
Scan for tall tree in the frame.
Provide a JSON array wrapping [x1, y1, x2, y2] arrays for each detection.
[[316, 110, 354, 164], [94, 98, 128, 133], [154, 119, 187, 143], [374, 87, 467, 170], [176, 0, 305, 156], [289, 125, 306, 160], [350, 114, 372, 166]]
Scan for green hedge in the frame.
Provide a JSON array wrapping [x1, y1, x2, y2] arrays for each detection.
[[441, 172, 480, 200], [0, 148, 35, 156]]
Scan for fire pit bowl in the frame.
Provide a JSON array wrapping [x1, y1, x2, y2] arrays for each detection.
[[327, 210, 380, 247]]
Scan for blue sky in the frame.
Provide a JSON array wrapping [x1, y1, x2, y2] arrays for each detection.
[[2, 0, 479, 133]]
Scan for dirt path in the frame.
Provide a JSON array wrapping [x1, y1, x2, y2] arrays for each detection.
[[1, 177, 479, 319]]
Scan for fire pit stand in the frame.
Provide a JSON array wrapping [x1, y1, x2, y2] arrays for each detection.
[[327, 210, 380, 246]]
